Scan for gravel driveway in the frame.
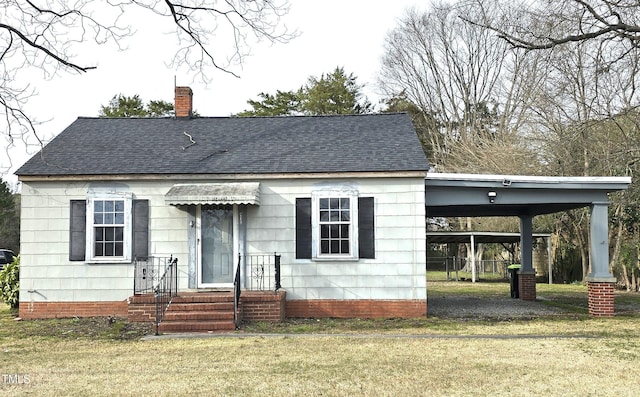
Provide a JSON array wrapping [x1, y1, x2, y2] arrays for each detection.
[[427, 296, 569, 320]]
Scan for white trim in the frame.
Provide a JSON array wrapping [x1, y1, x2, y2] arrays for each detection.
[[232, 204, 239, 287], [19, 171, 427, 182], [311, 191, 359, 260], [426, 172, 631, 185], [85, 192, 133, 264], [196, 205, 236, 289], [196, 205, 203, 287]]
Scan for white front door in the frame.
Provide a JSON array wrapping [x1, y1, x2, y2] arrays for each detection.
[[198, 205, 235, 288]]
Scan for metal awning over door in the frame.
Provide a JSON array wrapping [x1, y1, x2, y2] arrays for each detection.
[[164, 182, 260, 206]]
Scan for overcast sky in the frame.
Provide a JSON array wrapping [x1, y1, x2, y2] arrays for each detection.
[[2, 0, 423, 184]]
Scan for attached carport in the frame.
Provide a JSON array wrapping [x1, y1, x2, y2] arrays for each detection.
[[425, 173, 632, 316]]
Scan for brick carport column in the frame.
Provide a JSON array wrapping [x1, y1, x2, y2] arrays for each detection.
[[518, 214, 537, 301], [585, 201, 616, 317]]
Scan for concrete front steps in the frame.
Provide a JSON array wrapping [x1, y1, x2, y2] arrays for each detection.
[[128, 292, 237, 333]]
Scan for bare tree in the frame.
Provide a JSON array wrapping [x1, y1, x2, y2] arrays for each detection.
[[524, 21, 640, 279], [379, 0, 546, 270], [467, 0, 640, 51], [378, 0, 542, 174], [382, 0, 640, 281], [0, 0, 296, 170]]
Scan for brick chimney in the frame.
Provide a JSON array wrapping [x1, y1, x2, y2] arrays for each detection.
[[174, 86, 193, 118]]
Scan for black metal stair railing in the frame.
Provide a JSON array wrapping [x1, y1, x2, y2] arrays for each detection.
[[234, 253, 281, 328], [154, 256, 178, 335], [132, 256, 178, 335], [245, 253, 281, 292], [275, 254, 281, 291], [134, 256, 178, 295]]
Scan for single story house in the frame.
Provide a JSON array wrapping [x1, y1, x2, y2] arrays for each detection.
[[17, 87, 631, 329], [16, 87, 429, 327]]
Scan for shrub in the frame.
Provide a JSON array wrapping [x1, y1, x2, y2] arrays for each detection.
[[0, 255, 19, 309]]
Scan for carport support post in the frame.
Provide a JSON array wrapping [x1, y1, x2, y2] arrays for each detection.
[[585, 201, 616, 317], [470, 234, 476, 283], [519, 215, 536, 301]]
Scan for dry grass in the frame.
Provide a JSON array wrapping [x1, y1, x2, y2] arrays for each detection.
[[2, 280, 640, 396], [3, 332, 640, 396]]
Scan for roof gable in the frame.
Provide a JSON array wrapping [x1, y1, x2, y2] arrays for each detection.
[[17, 113, 429, 177]]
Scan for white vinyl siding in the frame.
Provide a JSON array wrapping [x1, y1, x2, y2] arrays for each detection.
[[19, 176, 426, 304]]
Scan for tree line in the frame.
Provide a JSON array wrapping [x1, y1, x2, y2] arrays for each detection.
[[98, 67, 372, 118]]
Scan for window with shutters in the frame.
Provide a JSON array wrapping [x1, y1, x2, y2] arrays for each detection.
[[295, 191, 375, 261], [70, 195, 149, 263]]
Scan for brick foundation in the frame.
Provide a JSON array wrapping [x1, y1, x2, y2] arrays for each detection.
[[18, 301, 128, 319], [518, 272, 537, 301], [285, 299, 427, 318], [241, 291, 286, 322], [23, 296, 425, 322], [587, 281, 615, 317]]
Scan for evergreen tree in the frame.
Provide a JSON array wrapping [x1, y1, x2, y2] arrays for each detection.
[[0, 181, 19, 253], [99, 94, 175, 117], [236, 91, 301, 116], [237, 67, 372, 116], [301, 67, 372, 115]]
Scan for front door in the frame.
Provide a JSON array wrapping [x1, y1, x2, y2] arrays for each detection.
[[199, 206, 234, 287]]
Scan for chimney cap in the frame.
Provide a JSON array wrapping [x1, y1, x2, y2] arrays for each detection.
[[175, 86, 193, 95]]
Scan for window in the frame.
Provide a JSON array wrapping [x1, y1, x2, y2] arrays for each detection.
[[296, 195, 375, 260], [69, 195, 148, 263], [87, 196, 131, 262], [92, 199, 125, 257], [318, 197, 353, 256]]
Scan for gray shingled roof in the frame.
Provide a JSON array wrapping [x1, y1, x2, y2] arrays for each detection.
[[16, 113, 429, 176]]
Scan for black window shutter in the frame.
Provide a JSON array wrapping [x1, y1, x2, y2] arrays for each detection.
[[358, 197, 375, 259], [132, 200, 149, 260], [295, 198, 312, 259], [69, 200, 86, 261]]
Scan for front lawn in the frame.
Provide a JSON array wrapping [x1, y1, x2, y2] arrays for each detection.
[[2, 281, 640, 396]]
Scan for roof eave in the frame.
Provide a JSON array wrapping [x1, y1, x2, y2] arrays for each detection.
[[426, 172, 632, 192], [18, 170, 429, 182]]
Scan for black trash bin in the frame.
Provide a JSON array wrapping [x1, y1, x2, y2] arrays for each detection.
[[508, 264, 521, 298]]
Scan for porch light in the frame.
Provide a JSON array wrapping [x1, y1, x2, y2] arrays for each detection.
[[488, 191, 497, 203]]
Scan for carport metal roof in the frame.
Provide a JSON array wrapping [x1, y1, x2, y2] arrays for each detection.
[[426, 231, 551, 245]]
